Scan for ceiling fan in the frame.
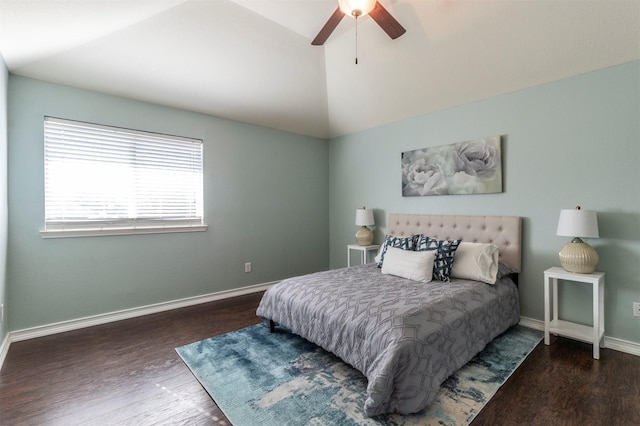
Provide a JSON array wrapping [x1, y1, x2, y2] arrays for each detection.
[[312, 0, 406, 46]]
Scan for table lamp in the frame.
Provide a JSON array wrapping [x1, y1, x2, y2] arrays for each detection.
[[556, 206, 599, 273], [355, 207, 374, 246]]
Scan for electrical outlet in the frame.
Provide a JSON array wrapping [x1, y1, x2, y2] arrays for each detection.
[[633, 302, 640, 318], [244, 262, 252, 273]]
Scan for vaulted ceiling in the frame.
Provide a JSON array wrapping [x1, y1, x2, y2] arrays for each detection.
[[1, 0, 638, 138]]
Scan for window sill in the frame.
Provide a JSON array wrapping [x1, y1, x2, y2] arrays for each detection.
[[40, 225, 208, 239]]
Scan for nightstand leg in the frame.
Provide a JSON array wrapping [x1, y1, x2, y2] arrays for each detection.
[[552, 278, 558, 324], [593, 280, 600, 359], [544, 275, 550, 345], [599, 278, 605, 348]]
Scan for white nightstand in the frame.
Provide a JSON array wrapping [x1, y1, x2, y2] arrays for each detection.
[[544, 266, 605, 359], [347, 244, 380, 267]]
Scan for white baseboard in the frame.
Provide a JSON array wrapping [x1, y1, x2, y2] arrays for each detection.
[[2, 300, 637, 371], [0, 333, 9, 371], [604, 335, 640, 357], [10, 281, 277, 343], [519, 316, 640, 357], [518, 316, 544, 331], [1, 281, 277, 371]]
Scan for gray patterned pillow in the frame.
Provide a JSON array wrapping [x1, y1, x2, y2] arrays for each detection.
[[414, 234, 461, 282], [376, 235, 416, 267]]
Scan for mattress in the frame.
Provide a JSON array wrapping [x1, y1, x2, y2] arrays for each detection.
[[256, 263, 520, 416]]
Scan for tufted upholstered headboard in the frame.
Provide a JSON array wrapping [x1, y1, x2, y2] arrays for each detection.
[[387, 214, 522, 273]]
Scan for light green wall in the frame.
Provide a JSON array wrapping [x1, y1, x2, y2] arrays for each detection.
[[329, 61, 640, 345], [7, 76, 329, 331], [6, 63, 640, 347], [0, 56, 7, 344]]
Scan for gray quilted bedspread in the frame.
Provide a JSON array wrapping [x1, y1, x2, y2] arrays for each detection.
[[256, 263, 520, 417]]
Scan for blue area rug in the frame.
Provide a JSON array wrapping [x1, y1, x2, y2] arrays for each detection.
[[176, 324, 542, 425]]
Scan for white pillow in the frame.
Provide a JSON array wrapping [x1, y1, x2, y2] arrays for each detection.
[[381, 247, 435, 283], [450, 242, 499, 284]]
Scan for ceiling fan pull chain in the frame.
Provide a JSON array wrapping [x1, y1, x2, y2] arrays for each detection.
[[355, 15, 359, 65]]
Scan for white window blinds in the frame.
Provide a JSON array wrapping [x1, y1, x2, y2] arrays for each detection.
[[44, 117, 204, 236]]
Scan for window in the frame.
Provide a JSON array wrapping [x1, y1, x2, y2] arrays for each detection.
[[42, 117, 205, 238]]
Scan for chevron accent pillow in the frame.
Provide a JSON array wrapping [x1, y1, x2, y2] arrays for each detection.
[[376, 235, 416, 267], [414, 235, 461, 281]]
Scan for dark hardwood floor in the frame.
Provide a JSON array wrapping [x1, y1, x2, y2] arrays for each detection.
[[1, 292, 639, 425]]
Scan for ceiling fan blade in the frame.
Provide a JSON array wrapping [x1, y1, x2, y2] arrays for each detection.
[[369, 1, 406, 40], [311, 7, 345, 46]]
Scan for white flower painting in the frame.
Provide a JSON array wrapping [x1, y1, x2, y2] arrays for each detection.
[[402, 136, 502, 196]]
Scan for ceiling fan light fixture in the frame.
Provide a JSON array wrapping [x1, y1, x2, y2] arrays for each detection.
[[339, 0, 376, 18], [312, 0, 404, 46]]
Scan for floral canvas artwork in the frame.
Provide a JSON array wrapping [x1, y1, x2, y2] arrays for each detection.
[[401, 136, 502, 196]]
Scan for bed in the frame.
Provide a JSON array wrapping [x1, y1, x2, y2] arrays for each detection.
[[256, 214, 522, 417]]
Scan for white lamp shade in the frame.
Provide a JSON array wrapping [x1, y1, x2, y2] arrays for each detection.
[[339, 0, 376, 17], [557, 208, 599, 239], [355, 208, 374, 227]]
